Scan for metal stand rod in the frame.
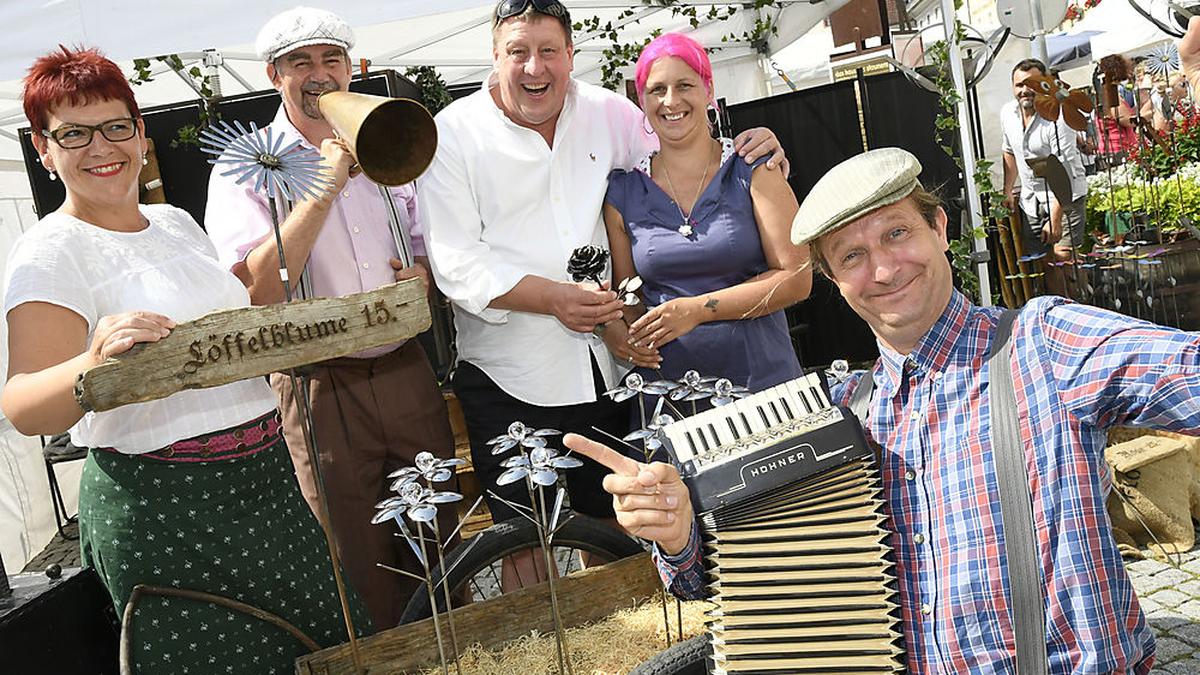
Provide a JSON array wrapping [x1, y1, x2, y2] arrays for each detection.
[[939, 1, 994, 305], [267, 197, 363, 671], [379, 184, 414, 268]]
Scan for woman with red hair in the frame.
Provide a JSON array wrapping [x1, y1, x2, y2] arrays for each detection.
[[3, 46, 367, 671], [602, 33, 812, 412]]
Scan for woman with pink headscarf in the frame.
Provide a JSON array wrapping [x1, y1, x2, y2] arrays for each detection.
[[603, 33, 812, 401]]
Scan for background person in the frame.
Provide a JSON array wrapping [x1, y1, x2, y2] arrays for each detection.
[[3, 46, 368, 672]]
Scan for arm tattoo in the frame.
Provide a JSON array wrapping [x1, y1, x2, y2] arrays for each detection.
[[704, 297, 719, 312]]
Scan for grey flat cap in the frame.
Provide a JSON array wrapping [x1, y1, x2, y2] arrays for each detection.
[[791, 148, 923, 245], [256, 7, 355, 62]]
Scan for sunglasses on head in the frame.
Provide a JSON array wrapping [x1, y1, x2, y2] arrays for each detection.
[[494, 0, 569, 24]]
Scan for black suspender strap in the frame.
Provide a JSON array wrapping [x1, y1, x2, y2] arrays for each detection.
[[987, 308, 1049, 675]]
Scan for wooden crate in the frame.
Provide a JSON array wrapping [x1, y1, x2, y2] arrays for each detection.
[[294, 553, 662, 674]]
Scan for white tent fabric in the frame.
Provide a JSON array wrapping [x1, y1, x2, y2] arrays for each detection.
[[0, 0, 848, 574], [1079, 0, 1173, 60]]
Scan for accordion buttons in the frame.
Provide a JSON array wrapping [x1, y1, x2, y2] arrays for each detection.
[[914, 533, 926, 544], [921, 603, 932, 615], [905, 470, 916, 480]]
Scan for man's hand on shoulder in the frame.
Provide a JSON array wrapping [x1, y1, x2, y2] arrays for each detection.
[[733, 127, 789, 176]]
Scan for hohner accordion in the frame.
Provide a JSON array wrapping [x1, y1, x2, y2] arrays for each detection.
[[661, 372, 905, 674]]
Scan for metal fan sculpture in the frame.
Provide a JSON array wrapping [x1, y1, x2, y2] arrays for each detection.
[[885, 24, 1011, 93], [373, 451, 484, 675], [200, 120, 332, 205], [486, 421, 585, 675], [1022, 73, 1095, 131], [1146, 42, 1182, 76]]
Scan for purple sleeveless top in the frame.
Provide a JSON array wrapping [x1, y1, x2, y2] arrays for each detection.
[[605, 139, 802, 393]]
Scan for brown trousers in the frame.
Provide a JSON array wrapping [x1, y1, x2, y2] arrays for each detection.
[[271, 340, 457, 630]]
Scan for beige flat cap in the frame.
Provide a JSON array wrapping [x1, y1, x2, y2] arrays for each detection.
[[791, 148, 923, 245], [256, 7, 355, 63]]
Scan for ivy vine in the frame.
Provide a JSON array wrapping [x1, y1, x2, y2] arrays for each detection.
[[926, 28, 1009, 304], [575, 0, 785, 92], [129, 55, 220, 149], [403, 66, 453, 115]]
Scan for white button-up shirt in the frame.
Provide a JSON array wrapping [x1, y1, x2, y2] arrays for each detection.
[[1000, 99, 1087, 218], [420, 77, 656, 406]]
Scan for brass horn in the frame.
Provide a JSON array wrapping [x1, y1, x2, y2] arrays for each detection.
[[317, 91, 438, 186]]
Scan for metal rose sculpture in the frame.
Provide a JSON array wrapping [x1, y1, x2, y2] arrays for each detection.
[[486, 421, 586, 675], [566, 245, 609, 286], [372, 451, 482, 675]]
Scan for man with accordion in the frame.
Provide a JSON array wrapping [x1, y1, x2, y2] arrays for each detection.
[[567, 146, 1200, 673]]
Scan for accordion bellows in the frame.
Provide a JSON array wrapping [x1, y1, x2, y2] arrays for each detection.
[[662, 373, 905, 674]]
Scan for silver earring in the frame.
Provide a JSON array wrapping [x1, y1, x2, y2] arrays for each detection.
[[47, 168, 56, 181], [142, 154, 148, 166]]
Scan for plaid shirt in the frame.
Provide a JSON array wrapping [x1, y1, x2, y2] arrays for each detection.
[[656, 291, 1200, 673]]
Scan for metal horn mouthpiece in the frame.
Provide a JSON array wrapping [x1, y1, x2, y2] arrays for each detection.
[[317, 91, 438, 186]]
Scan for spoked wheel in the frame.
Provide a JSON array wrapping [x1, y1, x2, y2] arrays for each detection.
[[629, 634, 711, 675], [399, 513, 644, 624]]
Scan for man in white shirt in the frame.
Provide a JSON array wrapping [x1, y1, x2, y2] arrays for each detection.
[[419, 0, 785, 583], [1000, 58, 1087, 294]]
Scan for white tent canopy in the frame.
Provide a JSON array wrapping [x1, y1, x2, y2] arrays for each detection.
[[0, 0, 849, 575]]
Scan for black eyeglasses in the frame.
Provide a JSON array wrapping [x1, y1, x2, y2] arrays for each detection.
[[493, 0, 571, 26], [41, 118, 138, 149]]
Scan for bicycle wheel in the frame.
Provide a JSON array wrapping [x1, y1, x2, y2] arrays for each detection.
[[629, 634, 711, 675], [399, 513, 643, 624]]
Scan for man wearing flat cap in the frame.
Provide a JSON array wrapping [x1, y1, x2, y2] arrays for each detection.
[[204, 6, 458, 628], [564, 147, 1200, 672]]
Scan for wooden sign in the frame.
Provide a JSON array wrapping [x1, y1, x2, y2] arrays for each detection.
[[75, 279, 429, 413]]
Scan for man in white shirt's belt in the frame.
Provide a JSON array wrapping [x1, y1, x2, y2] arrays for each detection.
[[419, 0, 787, 587]]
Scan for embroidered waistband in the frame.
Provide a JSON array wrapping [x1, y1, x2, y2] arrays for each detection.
[[97, 410, 282, 463]]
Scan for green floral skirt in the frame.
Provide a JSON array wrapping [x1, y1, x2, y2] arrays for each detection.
[[79, 412, 372, 674]]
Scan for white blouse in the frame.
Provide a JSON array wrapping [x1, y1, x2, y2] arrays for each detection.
[[3, 204, 276, 454]]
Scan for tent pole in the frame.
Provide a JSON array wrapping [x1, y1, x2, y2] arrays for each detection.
[[940, 0, 993, 305], [1027, 0, 1050, 63]]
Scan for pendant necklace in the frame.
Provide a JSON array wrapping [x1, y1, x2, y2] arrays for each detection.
[[661, 145, 714, 239]]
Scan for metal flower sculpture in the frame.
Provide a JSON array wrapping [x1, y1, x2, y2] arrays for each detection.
[[486, 420, 585, 675], [1145, 42, 1180, 77], [624, 411, 676, 458], [372, 451, 479, 675], [498, 446, 584, 487], [709, 378, 751, 407], [388, 451, 466, 489], [617, 275, 644, 306], [566, 245, 609, 286], [825, 359, 851, 385], [199, 120, 333, 202], [1020, 73, 1095, 132], [668, 369, 719, 402], [604, 371, 674, 403], [487, 421, 562, 455]]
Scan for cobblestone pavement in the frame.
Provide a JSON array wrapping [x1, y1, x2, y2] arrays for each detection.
[[1128, 534, 1200, 673]]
